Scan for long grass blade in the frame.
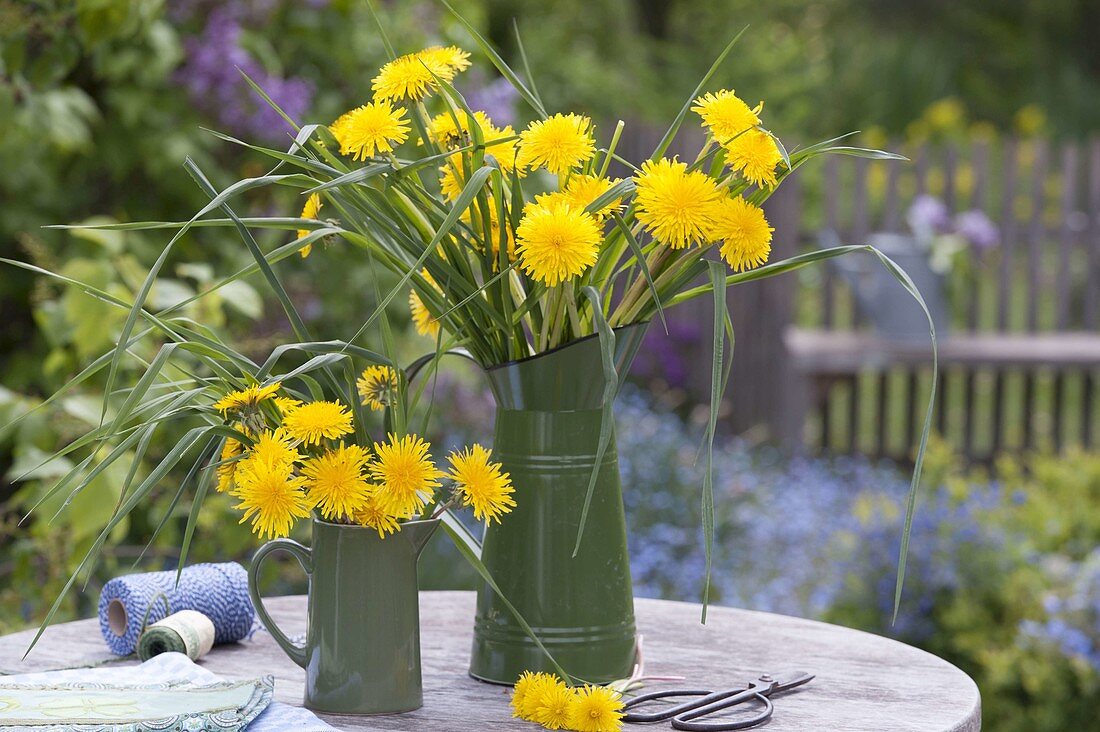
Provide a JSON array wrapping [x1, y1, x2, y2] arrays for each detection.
[[699, 261, 727, 622], [571, 286, 618, 557]]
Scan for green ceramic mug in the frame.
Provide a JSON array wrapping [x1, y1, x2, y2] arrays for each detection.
[[247, 517, 439, 715]]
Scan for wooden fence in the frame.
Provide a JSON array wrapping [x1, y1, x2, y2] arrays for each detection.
[[617, 130, 1100, 462]]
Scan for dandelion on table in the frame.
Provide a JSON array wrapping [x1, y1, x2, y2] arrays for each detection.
[[533, 683, 576, 730], [568, 684, 624, 732], [512, 671, 563, 721]]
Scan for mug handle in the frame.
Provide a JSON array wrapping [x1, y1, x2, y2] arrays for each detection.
[[248, 538, 311, 669]]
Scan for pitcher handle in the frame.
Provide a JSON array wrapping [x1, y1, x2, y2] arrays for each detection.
[[404, 348, 480, 383], [248, 538, 311, 669]]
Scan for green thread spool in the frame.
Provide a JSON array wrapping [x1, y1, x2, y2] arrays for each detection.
[[137, 610, 216, 661]]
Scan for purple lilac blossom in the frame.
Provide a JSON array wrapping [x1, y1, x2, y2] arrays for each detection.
[[954, 209, 1000, 250], [907, 194, 952, 235], [176, 6, 314, 141]]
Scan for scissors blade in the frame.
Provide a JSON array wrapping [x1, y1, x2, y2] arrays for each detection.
[[763, 671, 815, 695]]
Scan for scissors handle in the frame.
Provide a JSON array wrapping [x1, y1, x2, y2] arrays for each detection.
[[622, 689, 716, 723], [671, 692, 773, 731]]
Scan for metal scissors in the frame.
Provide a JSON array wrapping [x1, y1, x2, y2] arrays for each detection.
[[621, 672, 814, 730]]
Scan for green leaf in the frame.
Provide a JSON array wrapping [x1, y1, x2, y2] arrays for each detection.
[[869, 248, 937, 622], [699, 260, 728, 623], [611, 212, 665, 332], [572, 286, 617, 557]]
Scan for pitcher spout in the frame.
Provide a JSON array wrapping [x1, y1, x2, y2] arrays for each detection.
[[402, 518, 441, 558]]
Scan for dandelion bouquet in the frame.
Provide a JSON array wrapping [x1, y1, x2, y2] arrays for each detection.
[[10, 2, 938, 662], [212, 372, 515, 541]]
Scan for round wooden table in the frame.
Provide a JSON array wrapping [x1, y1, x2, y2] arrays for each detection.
[[0, 592, 980, 731]]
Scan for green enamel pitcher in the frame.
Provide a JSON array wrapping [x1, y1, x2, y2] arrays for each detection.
[[469, 322, 649, 685], [247, 517, 439, 715]]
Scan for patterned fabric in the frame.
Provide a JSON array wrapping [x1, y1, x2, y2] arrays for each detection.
[[0, 653, 336, 732], [98, 564, 255, 656], [0, 655, 271, 731]]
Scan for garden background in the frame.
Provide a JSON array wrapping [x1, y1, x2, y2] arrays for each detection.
[[2, 2, 1100, 730]]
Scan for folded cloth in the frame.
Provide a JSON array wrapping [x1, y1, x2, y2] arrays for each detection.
[[0, 652, 336, 732]]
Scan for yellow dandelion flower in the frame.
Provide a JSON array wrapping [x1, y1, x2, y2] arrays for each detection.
[[512, 671, 540, 719], [516, 200, 602, 286], [447, 444, 516, 523], [409, 270, 442, 338], [369, 433, 442, 518], [568, 685, 624, 732], [513, 672, 564, 721], [560, 174, 624, 219], [439, 158, 465, 202], [274, 396, 302, 415], [725, 129, 784, 188], [215, 437, 243, 493], [232, 458, 312, 539], [633, 158, 723, 249], [213, 382, 282, 415], [516, 113, 596, 176], [301, 444, 372, 521], [692, 89, 761, 143], [482, 123, 522, 174], [283, 400, 354, 445], [357, 365, 399, 411], [428, 110, 495, 148], [353, 490, 403, 538], [248, 428, 302, 469], [712, 196, 774, 272], [419, 45, 472, 75], [534, 683, 577, 730], [462, 203, 515, 263], [371, 46, 470, 102], [296, 193, 322, 258], [330, 100, 410, 161]]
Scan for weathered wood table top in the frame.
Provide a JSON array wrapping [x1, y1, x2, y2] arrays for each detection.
[[0, 591, 980, 731]]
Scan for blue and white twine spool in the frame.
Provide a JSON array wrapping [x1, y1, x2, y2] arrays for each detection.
[[98, 562, 255, 656]]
